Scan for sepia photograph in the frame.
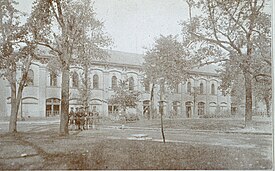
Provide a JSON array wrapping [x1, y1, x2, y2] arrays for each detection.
[[0, 0, 273, 170]]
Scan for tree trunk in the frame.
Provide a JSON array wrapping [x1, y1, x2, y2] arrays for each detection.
[[84, 64, 89, 111], [160, 83, 165, 143], [150, 83, 155, 119], [264, 97, 270, 117], [8, 56, 33, 133], [193, 91, 196, 118], [60, 64, 70, 136], [15, 80, 26, 122], [16, 56, 33, 121], [244, 72, 253, 127], [9, 69, 17, 133]]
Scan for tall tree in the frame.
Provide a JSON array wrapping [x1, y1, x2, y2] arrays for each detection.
[[0, 0, 38, 133], [253, 34, 271, 116], [253, 50, 271, 116], [75, 34, 111, 112], [143, 35, 191, 143], [30, 0, 111, 135], [182, 0, 271, 126]]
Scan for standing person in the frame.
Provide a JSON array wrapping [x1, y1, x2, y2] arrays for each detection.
[[83, 107, 89, 129], [75, 107, 81, 130], [91, 106, 99, 129], [69, 107, 75, 126], [79, 107, 86, 130]]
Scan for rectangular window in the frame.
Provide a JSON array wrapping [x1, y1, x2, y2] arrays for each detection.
[[108, 105, 119, 114]]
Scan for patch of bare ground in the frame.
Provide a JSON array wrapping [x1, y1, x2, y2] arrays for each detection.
[[0, 130, 272, 170]]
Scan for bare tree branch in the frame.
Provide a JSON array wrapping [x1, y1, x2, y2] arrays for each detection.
[[34, 41, 60, 54]]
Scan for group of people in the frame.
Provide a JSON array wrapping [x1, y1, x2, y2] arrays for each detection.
[[68, 106, 99, 131]]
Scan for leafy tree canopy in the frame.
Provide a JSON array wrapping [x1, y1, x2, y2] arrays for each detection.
[[109, 79, 141, 111], [143, 35, 191, 89]]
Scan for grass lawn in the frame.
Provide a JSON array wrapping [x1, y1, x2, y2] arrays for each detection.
[[0, 129, 272, 170], [110, 116, 272, 133]]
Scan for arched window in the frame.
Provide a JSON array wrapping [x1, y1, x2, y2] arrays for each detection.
[[111, 76, 117, 90], [72, 72, 79, 88], [93, 74, 99, 89], [27, 69, 34, 86], [200, 82, 204, 94], [187, 82, 191, 94], [144, 80, 150, 92], [50, 72, 57, 86], [211, 83, 215, 95], [129, 77, 134, 91]]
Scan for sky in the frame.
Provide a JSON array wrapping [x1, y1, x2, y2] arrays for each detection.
[[16, 0, 272, 55], [16, 0, 189, 54]]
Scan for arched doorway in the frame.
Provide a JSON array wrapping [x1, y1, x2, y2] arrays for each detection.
[[185, 101, 193, 118], [220, 102, 228, 114], [90, 99, 103, 115], [172, 101, 180, 117], [231, 103, 237, 115], [209, 102, 217, 115], [198, 102, 205, 115], [158, 101, 167, 117], [46, 98, 60, 117], [143, 100, 150, 119]]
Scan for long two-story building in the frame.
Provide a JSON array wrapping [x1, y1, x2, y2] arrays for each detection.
[[0, 50, 233, 119]]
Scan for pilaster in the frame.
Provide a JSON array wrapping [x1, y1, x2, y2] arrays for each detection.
[[38, 67, 47, 117], [205, 79, 209, 114], [102, 71, 109, 116], [0, 79, 7, 117]]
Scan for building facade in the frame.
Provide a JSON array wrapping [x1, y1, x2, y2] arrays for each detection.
[[0, 50, 232, 119]]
